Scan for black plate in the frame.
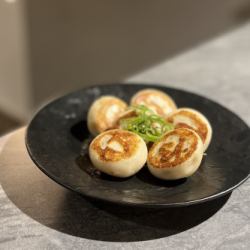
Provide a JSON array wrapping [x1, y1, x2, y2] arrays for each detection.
[[26, 83, 250, 207]]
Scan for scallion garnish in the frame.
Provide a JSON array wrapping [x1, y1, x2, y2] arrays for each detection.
[[119, 105, 174, 142]]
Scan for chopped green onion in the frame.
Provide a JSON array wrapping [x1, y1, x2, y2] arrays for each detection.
[[119, 105, 174, 142]]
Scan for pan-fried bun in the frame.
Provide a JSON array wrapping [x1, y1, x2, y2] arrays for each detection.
[[89, 129, 147, 178], [87, 96, 127, 135], [147, 128, 203, 180], [130, 89, 177, 116], [166, 108, 212, 151]]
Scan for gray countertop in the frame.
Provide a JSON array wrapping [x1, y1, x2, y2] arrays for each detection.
[[1, 23, 250, 249]]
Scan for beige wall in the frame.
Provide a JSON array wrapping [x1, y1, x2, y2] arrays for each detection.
[[26, 0, 250, 111], [1, 0, 250, 119], [0, 0, 30, 120]]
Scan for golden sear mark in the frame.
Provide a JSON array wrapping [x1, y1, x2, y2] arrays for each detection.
[[132, 91, 175, 116], [91, 130, 140, 162], [167, 110, 208, 143], [148, 128, 198, 168], [95, 98, 127, 132]]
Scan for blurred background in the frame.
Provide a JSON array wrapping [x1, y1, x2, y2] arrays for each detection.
[[1, 0, 250, 135]]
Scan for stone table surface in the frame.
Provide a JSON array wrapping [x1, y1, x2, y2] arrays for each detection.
[[1, 22, 250, 249]]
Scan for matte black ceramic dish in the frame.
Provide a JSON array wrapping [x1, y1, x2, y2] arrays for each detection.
[[26, 83, 250, 207]]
